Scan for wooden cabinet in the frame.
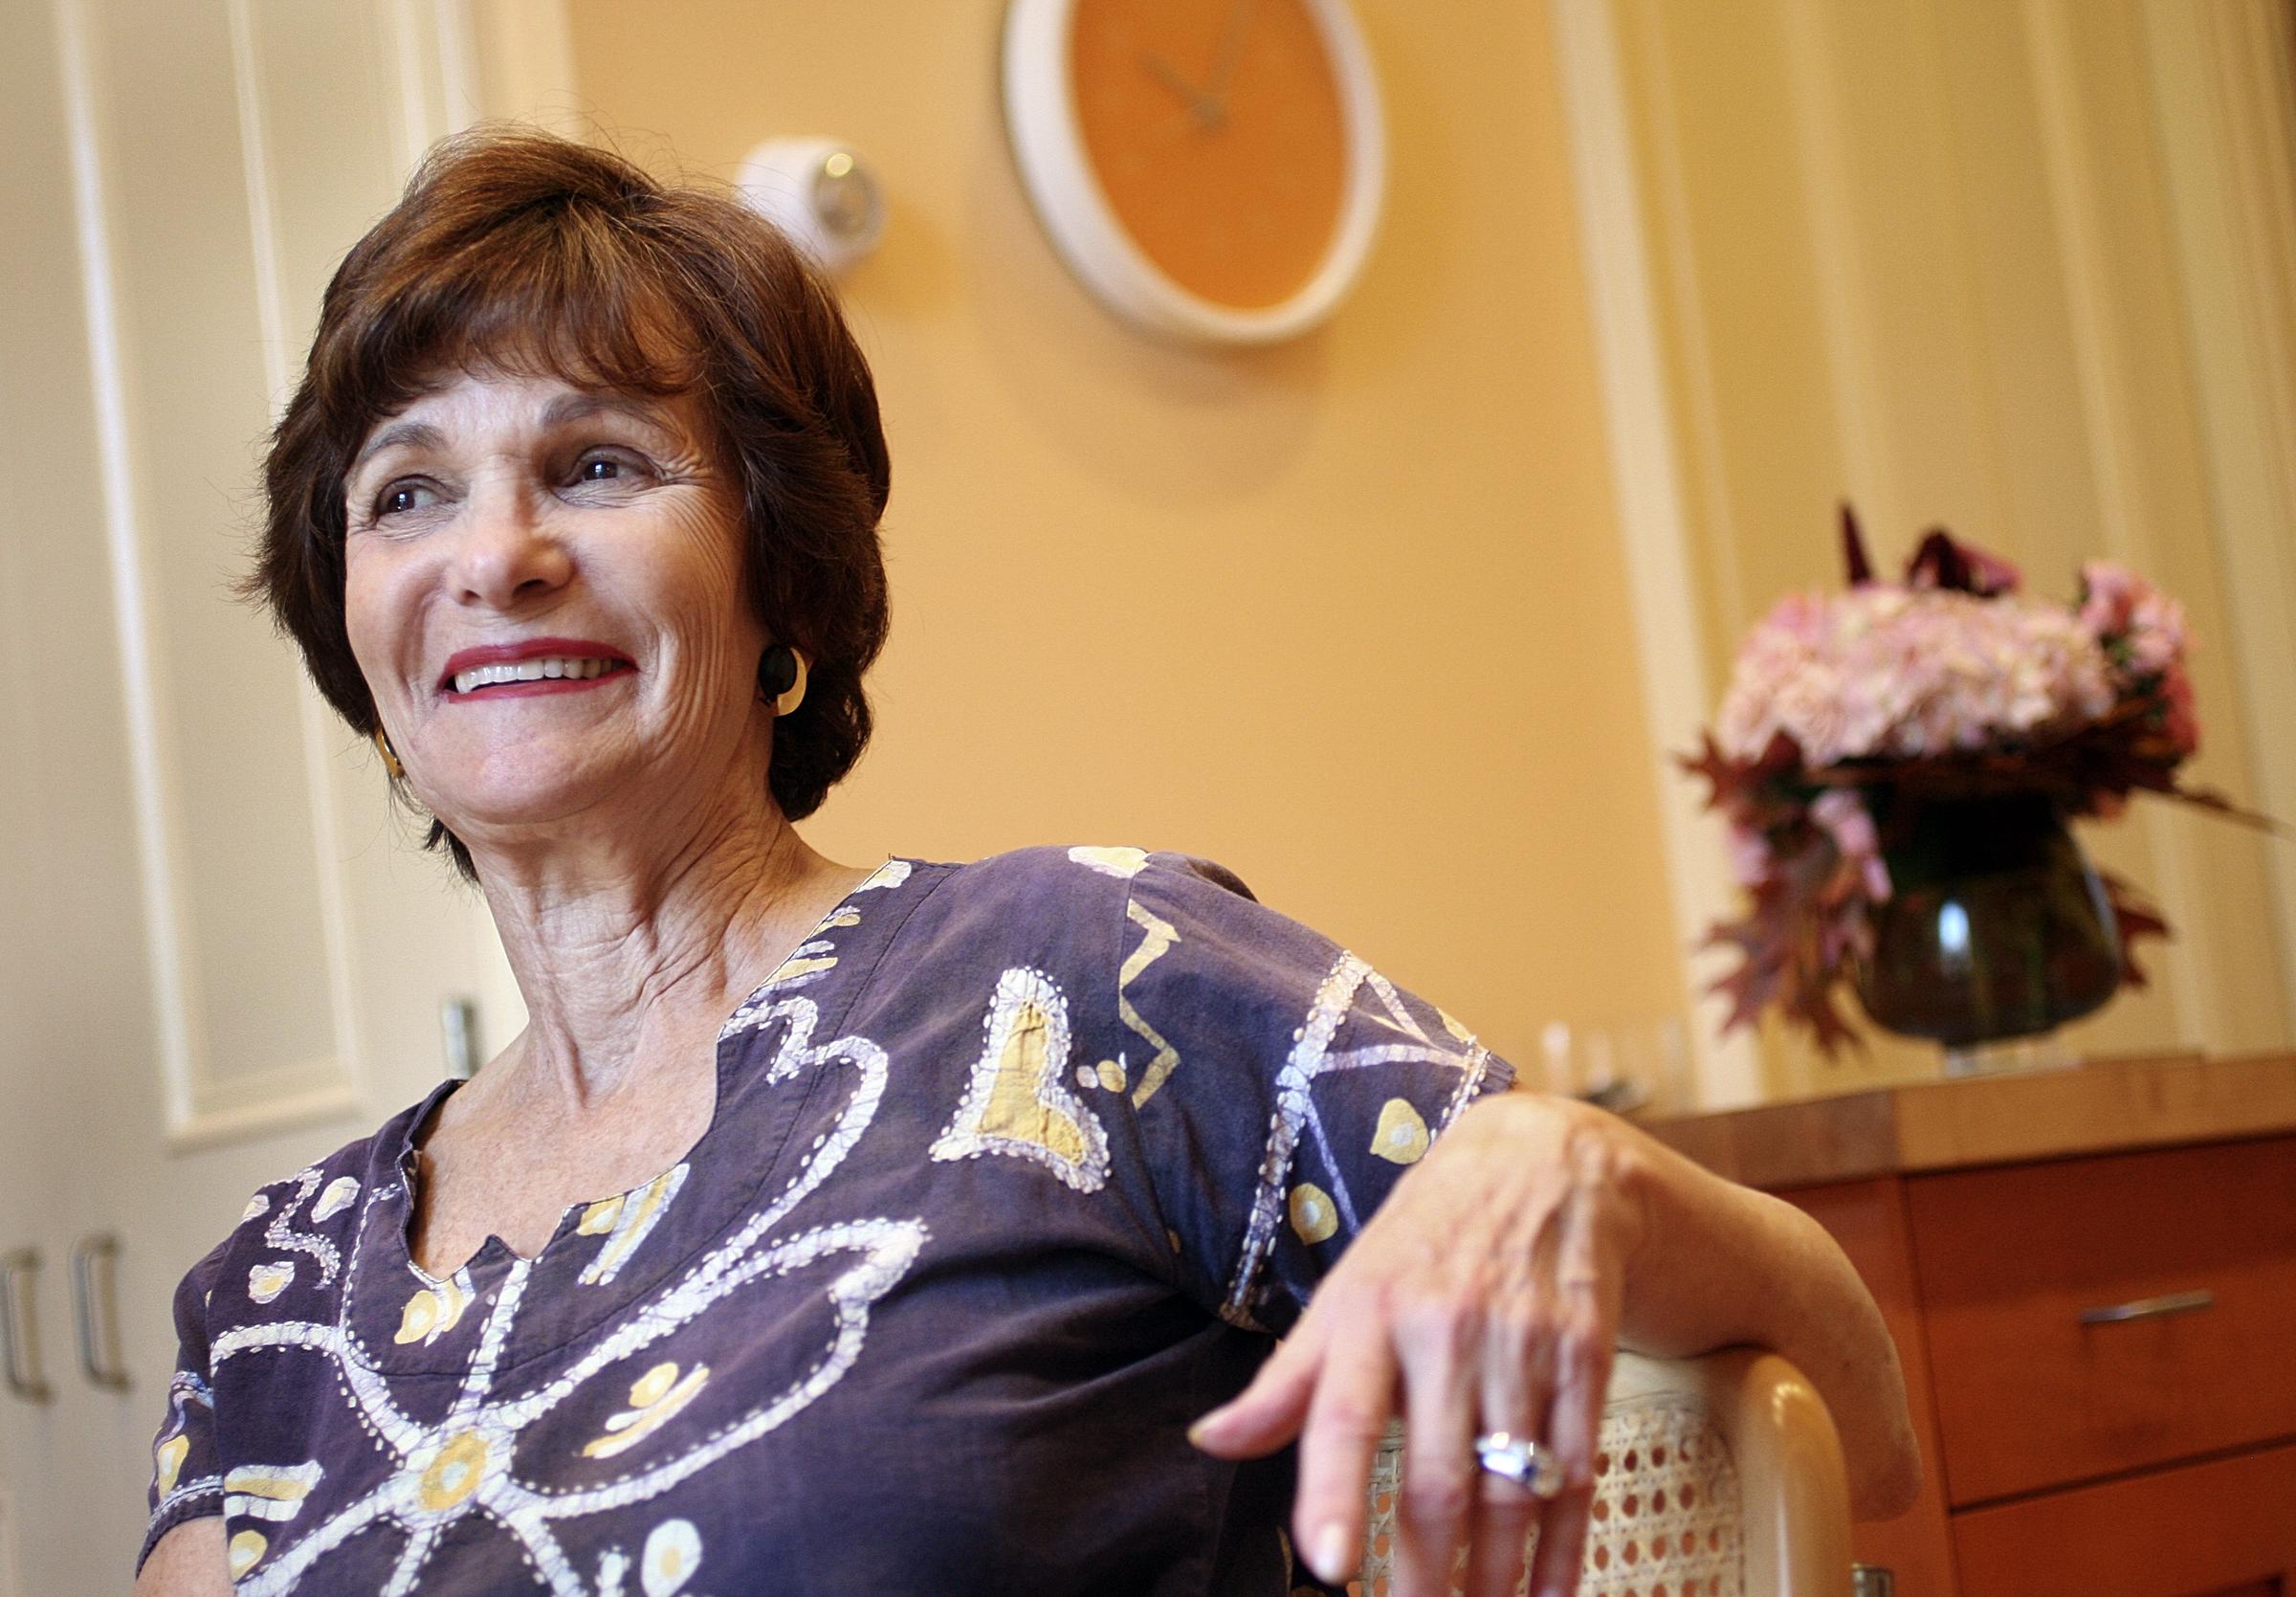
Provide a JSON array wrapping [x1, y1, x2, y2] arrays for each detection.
[[1906, 1137, 2296, 1507], [1794, 1142, 2296, 1596], [1652, 1056, 2296, 1597], [1951, 1437, 2296, 1596]]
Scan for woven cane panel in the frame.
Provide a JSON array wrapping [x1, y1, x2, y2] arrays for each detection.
[[1352, 1398, 1742, 1597]]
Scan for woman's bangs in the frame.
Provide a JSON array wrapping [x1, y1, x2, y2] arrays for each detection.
[[349, 222, 706, 420]]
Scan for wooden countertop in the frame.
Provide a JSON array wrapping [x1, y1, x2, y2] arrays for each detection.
[[1645, 1051, 2296, 1191]]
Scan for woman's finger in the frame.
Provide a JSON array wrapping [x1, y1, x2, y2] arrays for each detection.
[[1188, 1314, 1328, 1458], [1525, 1185, 1623, 1597], [1522, 1369, 1601, 1597], [1390, 1280, 1483, 1597], [1290, 1302, 1399, 1586], [1462, 1279, 1555, 1597]]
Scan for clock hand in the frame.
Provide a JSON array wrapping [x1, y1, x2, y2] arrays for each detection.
[[1138, 50, 1221, 130], [1203, 0, 1259, 116]]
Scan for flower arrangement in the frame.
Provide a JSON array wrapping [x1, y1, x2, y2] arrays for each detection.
[[1685, 507, 2234, 1054]]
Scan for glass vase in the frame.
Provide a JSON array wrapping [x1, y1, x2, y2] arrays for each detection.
[[1853, 791, 2122, 1073]]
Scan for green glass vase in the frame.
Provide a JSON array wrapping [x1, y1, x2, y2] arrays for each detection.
[[1853, 792, 2123, 1057]]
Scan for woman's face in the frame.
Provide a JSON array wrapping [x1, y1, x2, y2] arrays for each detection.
[[342, 366, 768, 851]]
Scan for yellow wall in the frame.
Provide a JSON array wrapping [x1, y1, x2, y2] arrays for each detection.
[[556, 0, 1688, 1068]]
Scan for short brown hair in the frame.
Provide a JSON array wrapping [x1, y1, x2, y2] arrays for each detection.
[[254, 127, 892, 877]]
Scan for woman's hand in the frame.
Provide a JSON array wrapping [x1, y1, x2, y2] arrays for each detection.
[[1189, 1088, 1924, 1596], [1188, 1093, 1649, 1597]]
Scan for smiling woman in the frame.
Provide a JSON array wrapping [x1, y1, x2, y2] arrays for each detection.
[[132, 129, 1916, 1597], [252, 133, 891, 878], [337, 369, 769, 883]]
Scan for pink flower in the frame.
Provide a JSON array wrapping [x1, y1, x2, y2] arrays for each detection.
[[1812, 788, 1892, 902], [2127, 590, 2188, 677], [1715, 587, 2115, 767], [1766, 590, 1835, 646], [1726, 824, 1773, 888], [2081, 561, 2189, 685], [2078, 561, 2140, 637]]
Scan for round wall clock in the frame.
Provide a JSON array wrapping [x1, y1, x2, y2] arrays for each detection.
[[1002, 0, 1388, 345]]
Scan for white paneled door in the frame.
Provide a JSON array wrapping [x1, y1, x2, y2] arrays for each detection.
[[0, 4, 522, 1592]]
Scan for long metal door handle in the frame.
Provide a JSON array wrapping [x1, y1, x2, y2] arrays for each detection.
[[2080, 1288, 2217, 1325], [70, 1233, 131, 1392], [0, 1248, 54, 1403]]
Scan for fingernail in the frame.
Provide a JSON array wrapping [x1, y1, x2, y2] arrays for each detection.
[[1311, 1520, 1354, 1583], [1190, 1404, 1242, 1449]]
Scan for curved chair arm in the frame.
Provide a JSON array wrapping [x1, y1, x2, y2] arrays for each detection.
[[1612, 1347, 1854, 1597]]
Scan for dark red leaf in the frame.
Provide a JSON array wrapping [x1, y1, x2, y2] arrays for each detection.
[[1842, 502, 1874, 586]]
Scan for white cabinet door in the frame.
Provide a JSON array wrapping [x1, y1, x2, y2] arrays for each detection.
[[1, 9, 174, 1584], [0, 4, 519, 1590]]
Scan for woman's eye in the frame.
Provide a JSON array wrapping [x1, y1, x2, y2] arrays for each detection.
[[575, 452, 647, 486], [374, 481, 435, 519]]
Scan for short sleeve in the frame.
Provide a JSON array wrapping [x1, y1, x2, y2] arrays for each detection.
[[137, 1244, 229, 1573], [1110, 852, 1514, 1335]]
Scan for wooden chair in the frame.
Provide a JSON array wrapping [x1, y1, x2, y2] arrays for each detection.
[[1358, 1349, 1855, 1597]]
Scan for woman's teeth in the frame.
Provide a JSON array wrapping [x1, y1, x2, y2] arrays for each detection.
[[453, 657, 620, 693]]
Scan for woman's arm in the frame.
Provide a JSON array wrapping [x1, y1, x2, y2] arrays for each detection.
[[1601, 1098, 1923, 1517], [1192, 1091, 1921, 1596], [131, 1519, 231, 1597]]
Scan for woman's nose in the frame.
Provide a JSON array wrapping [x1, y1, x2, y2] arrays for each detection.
[[449, 485, 573, 610]]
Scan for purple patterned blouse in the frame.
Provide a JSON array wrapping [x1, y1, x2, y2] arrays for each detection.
[[142, 847, 1513, 1594]]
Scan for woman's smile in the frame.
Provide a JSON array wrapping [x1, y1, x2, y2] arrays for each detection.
[[439, 637, 639, 699]]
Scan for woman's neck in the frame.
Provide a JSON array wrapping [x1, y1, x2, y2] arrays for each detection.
[[465, 796, 871, 1118]]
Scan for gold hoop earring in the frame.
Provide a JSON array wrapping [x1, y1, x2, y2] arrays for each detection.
[[776, 651, 808, 718], [372, 728, 406, 781]]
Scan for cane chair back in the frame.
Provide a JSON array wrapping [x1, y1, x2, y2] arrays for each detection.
[[1356, 1349, 1852, 1597]]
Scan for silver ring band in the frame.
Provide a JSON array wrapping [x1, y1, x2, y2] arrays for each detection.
[[1473, 1431, 1565, 1498]]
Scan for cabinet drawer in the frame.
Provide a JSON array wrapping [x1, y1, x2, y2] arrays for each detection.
[[1906, 1135, 2296, 1506], [1952, 1439, 2296, 1596]]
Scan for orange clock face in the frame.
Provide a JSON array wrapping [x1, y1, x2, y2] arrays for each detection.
[[1069, 0, 1350, 310]]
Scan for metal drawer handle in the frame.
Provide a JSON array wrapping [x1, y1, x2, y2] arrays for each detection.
[[0, 1248, 54, 1403], [2080, 1289, 2217, 1325], [70, 1233, 131, 1392]]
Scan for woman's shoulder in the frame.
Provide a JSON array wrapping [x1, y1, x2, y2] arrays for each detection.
[[173, 1086, 444, 1305], [871, 845, 1285, 1006], [929, 843, 1263, 907], [894, 843, 1351, 1010]]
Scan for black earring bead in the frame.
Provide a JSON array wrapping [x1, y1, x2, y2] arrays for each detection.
[[760, 643, 799, 699]]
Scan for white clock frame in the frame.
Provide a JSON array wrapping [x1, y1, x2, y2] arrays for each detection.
[[1001, 0, 1389, 346]]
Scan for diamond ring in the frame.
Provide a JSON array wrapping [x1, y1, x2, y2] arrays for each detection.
[[1473, 1431, 1566, 1497]]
